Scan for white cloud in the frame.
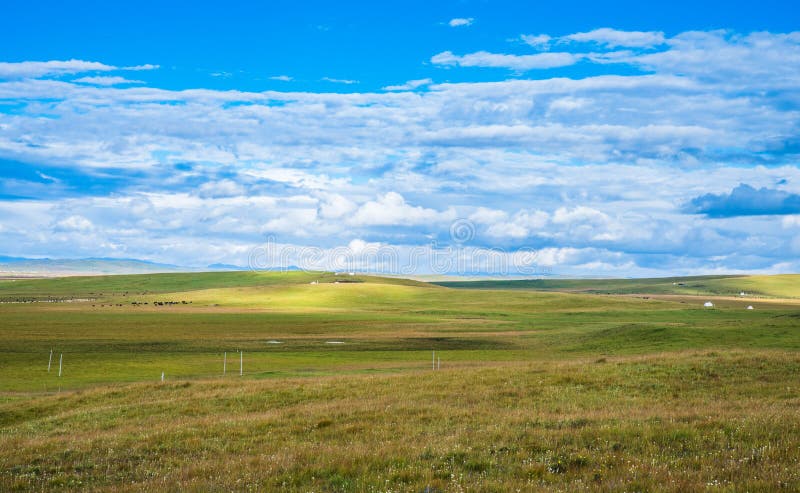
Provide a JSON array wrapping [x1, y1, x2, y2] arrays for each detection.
[[123, 64, 159, 71], [486, 222, 529, 238], [562, 28, 666, 48], [485, 210, 549, 239], [520, 34, 551, 49], [318, 194, 357, 219], [72, 76, 145, 86], [552, 206, 609, 226], [547, 97, 590, 112], [321, 77, 359, 84], [783, 215, 800, 228], [198, 179, 245, 198], [1, 29, 800, 275], [431, 50, 580, 70], [0, 60, 117, 79], [36, 171, 59, 182], [448, 18, 474, 27], [382, 78, 433, 91], [349, 192, 452, 226], [469, 207, 508, 225], [0, 60, 158, 80], [56, 215, 94, 232], [270, 75, 293, 82]]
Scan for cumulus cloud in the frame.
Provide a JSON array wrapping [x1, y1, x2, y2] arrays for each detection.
[[0, 60, 117, 79], [562, 28, 666, 48], [56, 215, 94, 232], [685, 184, 800, 217], [431, 50, 579, 70], [72, 76, 145, 86], [317, 194, 357, 219], [0, 60, 158, 79], [382, 78, 433, 91], [485, 210, 549, 239], [520, 34, 552, 49], [1, 29, 800, 275], [547, 97, 590, 112], [448, 18, 474, 27], [552, 206, 610, 226], [349, 192, 453, 226], [198, 179, 246, 198]]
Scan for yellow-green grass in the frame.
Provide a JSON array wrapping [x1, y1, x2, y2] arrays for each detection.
[[0, 271, 428, 302], [437, 273, 800, 299], [1, 271, 799, 491], [715, 274, 800, 298], [1, 351, 799, 491], [1, 273, 797, 393]]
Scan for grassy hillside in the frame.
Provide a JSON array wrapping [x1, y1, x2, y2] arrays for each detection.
[[1, 271, 798, 491], [436, 274, 800, 298], [1, 272, 797, 392], [0, 270, 426, 301]]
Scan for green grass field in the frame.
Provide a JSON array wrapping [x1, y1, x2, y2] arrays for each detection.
[[1, 271, 799, 491], [436, 274, 800, 298]]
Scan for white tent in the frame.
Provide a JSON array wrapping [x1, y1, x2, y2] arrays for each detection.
[[746, 305, 754, 310], [704, 301, 714, 307]]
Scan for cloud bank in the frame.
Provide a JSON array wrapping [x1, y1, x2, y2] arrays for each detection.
[[1, 28, 799, 275]]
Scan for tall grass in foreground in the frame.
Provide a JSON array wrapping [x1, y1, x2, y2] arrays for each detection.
[[1, 351, 798, 492]]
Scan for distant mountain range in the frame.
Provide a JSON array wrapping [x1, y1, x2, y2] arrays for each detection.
[[0, 257, 304, 276], [0, 257, 188, 275]]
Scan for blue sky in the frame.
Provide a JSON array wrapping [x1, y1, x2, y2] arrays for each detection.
[[1, 1, 799, 275]]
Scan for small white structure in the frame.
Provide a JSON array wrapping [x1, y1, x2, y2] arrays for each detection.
[[309, 280, 319, 285], [746, 305, 754, 310], [740, 291, 746, 297], [348, 272, 355, 276], [704, 301, 714, 308]]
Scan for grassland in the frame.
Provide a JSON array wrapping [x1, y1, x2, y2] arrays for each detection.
[[0, 271, 799, 491], [436, 274, 800, 298]]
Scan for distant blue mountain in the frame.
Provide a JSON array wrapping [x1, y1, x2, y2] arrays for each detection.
[[207, 263, 247, 271], [0, 256, 305, 275], [0, 257, 188, 274]]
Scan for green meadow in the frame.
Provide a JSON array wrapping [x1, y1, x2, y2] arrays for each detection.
[[0, 272, 799, 491]]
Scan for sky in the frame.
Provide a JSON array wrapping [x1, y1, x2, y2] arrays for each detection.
[[1, 0, 800, 276]]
